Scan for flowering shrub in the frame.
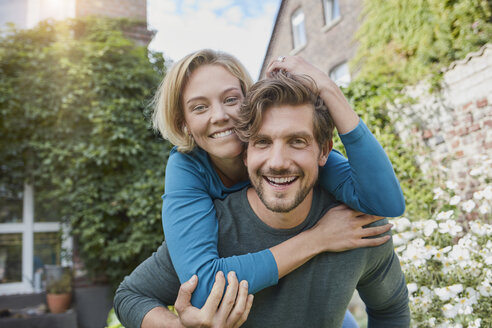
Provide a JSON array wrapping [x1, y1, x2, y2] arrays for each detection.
[[391, 156, 491, 328]]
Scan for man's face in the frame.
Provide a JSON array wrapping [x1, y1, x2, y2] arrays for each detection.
[[245, 104, 330, 213]]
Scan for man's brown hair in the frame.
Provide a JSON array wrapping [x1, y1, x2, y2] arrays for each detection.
[[236, 72, 334, 147]]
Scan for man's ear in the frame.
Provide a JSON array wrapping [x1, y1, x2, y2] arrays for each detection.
[[243, 147, 248, 167], [318, 140, 333, 166]]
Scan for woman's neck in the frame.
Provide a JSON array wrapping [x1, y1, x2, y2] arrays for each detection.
[[210, 155, 248, 188]]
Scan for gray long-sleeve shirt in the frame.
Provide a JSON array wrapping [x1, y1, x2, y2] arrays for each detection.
[[114, 187, 410, 328]]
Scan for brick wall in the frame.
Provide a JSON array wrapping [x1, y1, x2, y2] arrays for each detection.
[[76, 0, 146, 20], [75, 0, 153, 46], [260, 0, 362, 78], [391, 44, 492, 199]]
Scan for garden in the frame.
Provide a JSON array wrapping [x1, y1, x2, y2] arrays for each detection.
[[1, 1, 491, 327]]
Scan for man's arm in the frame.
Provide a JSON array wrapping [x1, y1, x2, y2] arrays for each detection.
[[114, 242, 253, 328], [114, 242, 181, 328], [141, 272, 253, 328], [356, 228, 410, 328]]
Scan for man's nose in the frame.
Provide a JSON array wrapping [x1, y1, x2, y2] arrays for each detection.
[[268, 143, 289, 171]]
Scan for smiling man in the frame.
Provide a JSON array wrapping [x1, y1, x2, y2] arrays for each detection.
[[114, 72, 410, 328]]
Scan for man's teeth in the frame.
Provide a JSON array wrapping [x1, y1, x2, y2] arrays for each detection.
[[211, 129, 234, 138], [267, 177, 296, 184]]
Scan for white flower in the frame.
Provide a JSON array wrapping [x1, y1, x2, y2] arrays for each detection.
[[433, 246, 452, 262], [435, 284, 463, 301], [441, 303, 458, 318], [436, 210, 454, 221], [470, 167, 483, 176], [461, 199, 476, 213], [439, 220, 463, 236], [479, 203, 491, 215], [473, 190, 484, 200], [407, 283, 418, 294], [468, 318, 481, 328], [470, 221, 486, 236], [392, 217, 411, 232], [448, 245, 471, 265], [483, 186, 492, 200], [449, 195, 461, 205], [446, 180, 458, 190], [423, 220, 438, 236], [434, 187, 445, 200], [427, 317, 436, 327], [478, 279, 491, 297]]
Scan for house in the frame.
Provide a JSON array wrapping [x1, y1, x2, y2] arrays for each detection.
[[0, 1, 152, 327], [260, 0, 363, 86]]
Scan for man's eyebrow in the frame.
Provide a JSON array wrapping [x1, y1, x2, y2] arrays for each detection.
[[251, 132, 313, 140]]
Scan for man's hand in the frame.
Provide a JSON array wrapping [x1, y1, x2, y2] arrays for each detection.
[[175, 272, 254, 328], [311, 204, 392, 252]]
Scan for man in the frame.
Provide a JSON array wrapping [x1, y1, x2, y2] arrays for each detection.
[[114, 73, 410, 328]]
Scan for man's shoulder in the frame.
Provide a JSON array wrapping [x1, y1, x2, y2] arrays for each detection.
[[213, 187, 248, 212], [313, 185, 341, 213]]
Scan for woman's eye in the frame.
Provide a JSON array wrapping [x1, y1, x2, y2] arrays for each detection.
[[225, 97, 239, 105], [192, 104, 206, 112]]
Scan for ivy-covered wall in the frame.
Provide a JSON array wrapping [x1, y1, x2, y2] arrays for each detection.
[[338, 0, 492, 219], [0, 17, 169, 287]]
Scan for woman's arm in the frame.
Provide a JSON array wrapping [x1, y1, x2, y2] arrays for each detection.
[[163, 150, 391, 309], [267, 56, 405, 217]]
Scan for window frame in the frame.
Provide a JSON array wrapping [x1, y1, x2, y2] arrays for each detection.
[[322, 0, 341, 26], [0, 183, 72, 295], [291, 8, 307, 50], [329, 61, 351, 88]]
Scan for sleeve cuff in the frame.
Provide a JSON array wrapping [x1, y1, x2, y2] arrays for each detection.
[[339, 119, 369, 145]]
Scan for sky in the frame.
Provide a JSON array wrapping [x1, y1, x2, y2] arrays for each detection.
[[147, 0, 281, 79]]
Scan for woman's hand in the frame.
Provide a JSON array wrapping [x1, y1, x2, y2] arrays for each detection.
[[310, 204, 392, 253], [266, 55, 359, 134], [175, 272, 254, 328], [266, 55, 334, 90]]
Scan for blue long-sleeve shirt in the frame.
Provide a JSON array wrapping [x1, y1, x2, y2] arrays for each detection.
[[162, 119, 405, 308]]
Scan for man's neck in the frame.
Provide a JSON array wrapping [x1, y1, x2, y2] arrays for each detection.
[[246, 188, 314, 229]]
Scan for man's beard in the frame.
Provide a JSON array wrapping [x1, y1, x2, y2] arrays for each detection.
[[252, 168, 315, 213]]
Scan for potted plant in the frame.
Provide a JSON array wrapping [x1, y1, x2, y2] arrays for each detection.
[[45, 265, 72, 313]]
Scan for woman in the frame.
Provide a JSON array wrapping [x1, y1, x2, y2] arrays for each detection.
[[152, 49, 404, 324]]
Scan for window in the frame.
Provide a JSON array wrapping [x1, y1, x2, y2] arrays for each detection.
[[0, 183, 71, 295], [323, 0, 340, 25], [330, 62, 351, 88], [291, 8, 307, 49]]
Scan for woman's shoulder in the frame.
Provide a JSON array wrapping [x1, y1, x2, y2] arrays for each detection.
[[167, 146, 212, 174]]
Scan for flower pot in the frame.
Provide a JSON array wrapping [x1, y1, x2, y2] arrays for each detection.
[[46, 292, 72, 313]]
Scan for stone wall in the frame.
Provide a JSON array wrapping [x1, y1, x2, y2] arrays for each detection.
[[392, 44, 492, 199]]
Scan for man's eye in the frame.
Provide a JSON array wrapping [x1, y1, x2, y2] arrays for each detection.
[[254, 139, 270, 148], [291, 138, 307, 147]]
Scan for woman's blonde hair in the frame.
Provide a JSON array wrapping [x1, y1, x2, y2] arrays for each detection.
[[152, 49, 253, 152]]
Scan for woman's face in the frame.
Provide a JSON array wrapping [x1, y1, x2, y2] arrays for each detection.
[[182, 64, 245, 161]]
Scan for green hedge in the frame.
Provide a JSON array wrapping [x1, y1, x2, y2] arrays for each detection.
[[0, 17, 169, 287]]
